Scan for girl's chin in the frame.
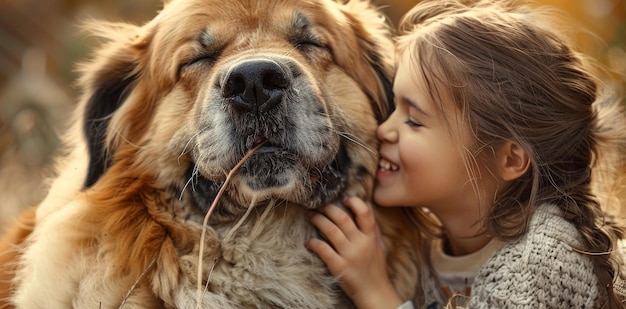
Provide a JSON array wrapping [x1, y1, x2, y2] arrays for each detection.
[[373, 190, 400, 207]]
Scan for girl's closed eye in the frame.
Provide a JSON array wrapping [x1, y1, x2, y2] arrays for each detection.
[[399, 96, 428, 128], [404, 118, 423, 128]]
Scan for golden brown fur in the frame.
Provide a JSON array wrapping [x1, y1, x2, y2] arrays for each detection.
[[1, 0, 419, 308], [0, 208, 35, 309]]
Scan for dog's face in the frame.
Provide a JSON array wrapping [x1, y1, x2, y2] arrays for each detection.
[[83, 0, 393, 220]]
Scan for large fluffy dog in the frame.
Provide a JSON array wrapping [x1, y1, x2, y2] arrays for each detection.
[[2, 0, 418, 308]]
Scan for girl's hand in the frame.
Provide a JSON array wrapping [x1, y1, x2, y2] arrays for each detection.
[[306, 196, 403, 309]]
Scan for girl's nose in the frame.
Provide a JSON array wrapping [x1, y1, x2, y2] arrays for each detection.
[[377, 115, 398, 143]]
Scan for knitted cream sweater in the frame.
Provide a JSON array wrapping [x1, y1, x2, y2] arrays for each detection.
[[408, 204, 612, 308], [468, 204, 606, 308]]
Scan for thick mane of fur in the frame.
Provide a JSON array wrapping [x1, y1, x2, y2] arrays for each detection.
[[2, 1, 419, 308]]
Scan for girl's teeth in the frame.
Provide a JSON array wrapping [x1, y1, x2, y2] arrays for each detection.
[[379, 159, 399, 171]]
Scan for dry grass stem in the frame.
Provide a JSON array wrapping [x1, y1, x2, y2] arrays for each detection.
[[196, 141, 267, 307]]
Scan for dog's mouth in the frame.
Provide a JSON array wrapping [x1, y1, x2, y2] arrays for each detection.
[[186, 142, 349, 216], [241, 142, 347, 191], [239, 142, 298, 189]]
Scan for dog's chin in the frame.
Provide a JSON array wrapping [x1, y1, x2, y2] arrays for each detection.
[[187, 144, 350, 218]]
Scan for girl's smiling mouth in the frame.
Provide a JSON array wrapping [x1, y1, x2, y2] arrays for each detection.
[[378, 157, 399, 172]]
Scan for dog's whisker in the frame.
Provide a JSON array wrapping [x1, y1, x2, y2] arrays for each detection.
[[317, 116, 377, 156], [314, 111, 378, 156], [180, 176, 195, 200], [338, 131, 376, 155], [180, 162, 202, 199], [192, 163, 200, 189], [179, 131, 202, 164]]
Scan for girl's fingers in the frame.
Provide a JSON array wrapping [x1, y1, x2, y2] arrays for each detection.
[[319, 204, 359, 240], [343, 197, 377, 235], [309, 210, 350, 249], [305, 238, 345, 276]]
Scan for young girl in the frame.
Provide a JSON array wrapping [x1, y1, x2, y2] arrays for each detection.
[[306, 0, 626, 308]]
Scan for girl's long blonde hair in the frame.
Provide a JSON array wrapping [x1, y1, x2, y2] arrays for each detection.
[[397, 0, 626, 306]]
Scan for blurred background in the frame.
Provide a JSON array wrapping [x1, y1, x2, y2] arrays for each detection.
[[0, 0, 624, 231]]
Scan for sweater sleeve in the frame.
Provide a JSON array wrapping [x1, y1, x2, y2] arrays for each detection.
[[468, 205, 604, 308]]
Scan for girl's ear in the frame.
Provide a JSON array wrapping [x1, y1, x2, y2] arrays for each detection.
[[497, 141, 530, 181]]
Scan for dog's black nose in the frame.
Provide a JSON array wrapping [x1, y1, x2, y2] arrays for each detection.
[[222, 59, 289, 114]]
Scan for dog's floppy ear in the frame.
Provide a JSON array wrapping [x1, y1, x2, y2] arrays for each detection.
[[77, 22, 149, 188], [337, 0, 395, 123]]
